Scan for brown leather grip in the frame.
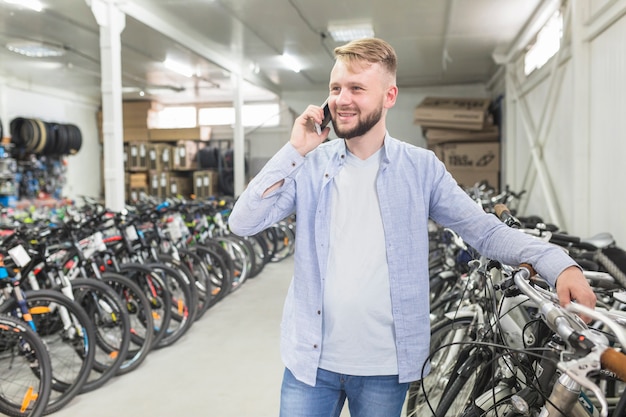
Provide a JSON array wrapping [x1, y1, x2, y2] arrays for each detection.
[[494, 203, 510, 220], [601, 347, 626, 382], [519, 263, 537, 277]]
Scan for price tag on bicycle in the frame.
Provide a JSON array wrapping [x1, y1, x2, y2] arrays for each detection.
[[8, 244, 31, 268]]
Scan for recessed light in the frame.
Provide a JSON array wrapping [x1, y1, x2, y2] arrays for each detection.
[[6, 41, 65, 57], [328, 21, 375, 42], [163, 58, 194, 78], [3, 0, 44, 12], [282, 54, 301, 73]]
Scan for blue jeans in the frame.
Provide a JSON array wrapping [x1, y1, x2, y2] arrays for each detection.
[[280, 368, 409, 417]]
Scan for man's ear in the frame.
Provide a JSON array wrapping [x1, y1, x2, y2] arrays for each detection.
[[384, 85, 398, 109]]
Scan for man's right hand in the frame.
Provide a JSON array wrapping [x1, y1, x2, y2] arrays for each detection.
[[290, 104, 331, 156]]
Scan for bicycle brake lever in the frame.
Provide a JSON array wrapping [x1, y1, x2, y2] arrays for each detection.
[[566, 303, 626, 348], [558, 350, 609, 417]]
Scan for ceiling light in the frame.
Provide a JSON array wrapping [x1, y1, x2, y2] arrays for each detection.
[[282, 54, 301, 73], [163, 58, 194, 78], [3, 0, 44, 12], [328, 21, 375, 42], [6, 41, 65, 57]]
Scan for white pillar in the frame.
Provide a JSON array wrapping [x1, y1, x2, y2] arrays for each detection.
[[232, 73, 245, 197], [570, 0, 591, 236], [88, 0, 126, 211]]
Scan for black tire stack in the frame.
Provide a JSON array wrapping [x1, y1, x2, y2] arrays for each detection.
[[10, 117, 82, 156]]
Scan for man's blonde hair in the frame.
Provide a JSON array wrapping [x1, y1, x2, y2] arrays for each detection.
[[334, 38, 397, 79]]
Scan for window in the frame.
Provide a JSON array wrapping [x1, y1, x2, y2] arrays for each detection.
[[524, 10, 563, 76], [153, 106, 196, 128], [198, 103, 280, 127]]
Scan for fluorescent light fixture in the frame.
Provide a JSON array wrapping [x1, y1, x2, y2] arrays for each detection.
[[282, 54, 301, 73], [163, 58, 194, 78], [6, 41, 65, 57], [3, 0, 44, 12], [328, 21, 375, 42]]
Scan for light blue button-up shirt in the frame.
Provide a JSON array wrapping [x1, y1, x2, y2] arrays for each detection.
[[228, 133, 576, 386]]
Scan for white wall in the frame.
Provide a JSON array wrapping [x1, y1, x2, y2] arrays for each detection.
[[502, 1, 626, 246], [0, 79, 101, 203]]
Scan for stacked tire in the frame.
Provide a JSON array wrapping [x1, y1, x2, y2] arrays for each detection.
[[10, 117, 82, 156]]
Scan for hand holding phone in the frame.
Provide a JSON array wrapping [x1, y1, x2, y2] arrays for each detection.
[[314, 98, 331, 135]]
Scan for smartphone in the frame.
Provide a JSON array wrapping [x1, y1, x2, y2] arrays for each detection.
[[315, 98, 331, 135]]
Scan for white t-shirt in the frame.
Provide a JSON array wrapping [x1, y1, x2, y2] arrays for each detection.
[[319, 148, 398, 376]]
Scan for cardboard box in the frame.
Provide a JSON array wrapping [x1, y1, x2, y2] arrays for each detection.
[[126, 172, 148, 188], [415, 97, 492, 131], [438, 142, 500, 171], [149, 126, 212, 142], [425, 125, 499, 145], [148, 144, 174, 171], [128, 142, 149, 171], [126, 187, 148, 203], [125, 172, 149, 202], [193, 170, 219, 198], [169, 175, 193, 197], [448, 168, 499, 189], [123, 127, 150, 142], [172, 140, 204, 170], [149, 171, 170, 199]]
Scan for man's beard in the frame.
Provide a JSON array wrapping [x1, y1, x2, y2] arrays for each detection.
[[332, 105, 383, 139]]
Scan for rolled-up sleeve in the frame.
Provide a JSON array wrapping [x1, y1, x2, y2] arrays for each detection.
[[229, 142, 305, 236]]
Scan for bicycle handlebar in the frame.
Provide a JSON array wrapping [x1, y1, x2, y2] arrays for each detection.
[[512, 264, 626, 417], [601, 347, 626, 382]]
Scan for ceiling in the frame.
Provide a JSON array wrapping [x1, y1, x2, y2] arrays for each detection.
[[0, 0, 545, 106]]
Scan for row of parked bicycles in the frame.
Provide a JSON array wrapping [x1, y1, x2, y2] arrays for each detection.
[[404, 183, 626, 417], [0, 196, 296, 417]]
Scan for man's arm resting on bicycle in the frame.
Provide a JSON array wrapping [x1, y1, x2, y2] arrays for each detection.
[[555, 265, 597, 322]]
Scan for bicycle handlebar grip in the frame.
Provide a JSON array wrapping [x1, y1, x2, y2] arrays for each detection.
[[549, 232, 581, 245], [601, 348, 626, 382], [494, 203, 522, 229], [519, 263, 537, 277], [494, 203, 509, 218]]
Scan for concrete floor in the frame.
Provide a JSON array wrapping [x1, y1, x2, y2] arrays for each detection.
[[54, 257, 300, 417]]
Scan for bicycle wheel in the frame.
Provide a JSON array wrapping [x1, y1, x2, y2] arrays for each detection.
[[0, 314, 52, 417], [145, 262, 194, 349], [117, 263, 172, 350], [188, 244, 232, 309], [214, 236, 252, 291], [99, 272, 154, 375], [70, 278, 131, 393], [434, 346, 493, 417], [405, 316, 476, 417], [176, 248, 214, 320], [154, 254, 199, 323], [0, 289, 96, 415]]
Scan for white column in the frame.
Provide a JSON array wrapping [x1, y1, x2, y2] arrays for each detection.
[[232, 73, 245, 196], [88, 0, 126, 211], [571, 0, 591, 236]]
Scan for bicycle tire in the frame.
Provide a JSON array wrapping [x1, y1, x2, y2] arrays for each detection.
[[0, 314, 52, 417], [117, 263, 172, 350], [154, 254, 199, 323], [214, 236, 251, 291], [405, 316, 476, 417], [176, 248, 214, 320], [198, 239, 235, 296], [434, 347, 492, 417], [188, 244, 232, 308], [99, 272, 154, 375], [145, 262, 194, 349], [70, 278, 131, 393], [0, 289, 96, 415]]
